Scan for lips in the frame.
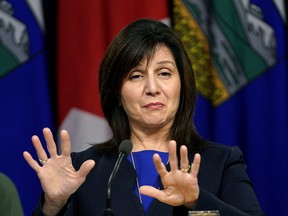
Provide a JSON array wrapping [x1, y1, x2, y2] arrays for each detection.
[[144, 102, 164, 109]]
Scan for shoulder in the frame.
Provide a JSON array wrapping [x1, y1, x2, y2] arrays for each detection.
[[196, 142, 250, 187], [70, 145, 109, 169], [72, 145, 100, 157], [199, 141, 245, 167], [0, 173, 21, 201], [0, 173, 17, 193], [202, 141, 243, 155]]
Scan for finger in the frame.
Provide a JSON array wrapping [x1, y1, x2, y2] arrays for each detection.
[[23, 151, 41, 173], [77, 159, 95, 178], [139, 185, 162, 199], [180, 145, 189, 169], [31, 135, 48, 162], [153, 154, 167, 177], [190, 153, 201, 177], [60, 130, 71, 157], [168, 140, 178, 171], [43, 127, 57, 157]]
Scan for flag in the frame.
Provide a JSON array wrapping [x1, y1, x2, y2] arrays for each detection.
[[0, 0, 54, 215], [57, 0, 169, 152], [172, 0, 288, 215]]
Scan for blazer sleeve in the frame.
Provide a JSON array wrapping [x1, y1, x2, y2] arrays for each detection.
[[32, 193, 71, 216], [194, 146, 265, 216]]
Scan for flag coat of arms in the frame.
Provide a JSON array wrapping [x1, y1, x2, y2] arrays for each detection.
[[0, 0, 54, 214], [172, 0, 288, 215]]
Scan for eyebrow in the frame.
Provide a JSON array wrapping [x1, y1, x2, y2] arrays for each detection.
[[156, 60, 176, 67], [134, 60, 176, 69]]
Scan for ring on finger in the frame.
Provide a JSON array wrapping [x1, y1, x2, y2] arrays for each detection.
[[180, 164, 191, 173], [38, 158, 48, 165]]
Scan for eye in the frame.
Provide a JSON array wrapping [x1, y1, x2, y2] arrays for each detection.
[[158, 71, 172, 79], [128, 72, 143, 81]]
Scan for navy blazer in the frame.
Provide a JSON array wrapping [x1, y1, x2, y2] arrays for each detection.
[[34, 142, 265, 216]]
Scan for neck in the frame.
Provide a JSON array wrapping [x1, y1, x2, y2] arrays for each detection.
[[130, 125, 170, 152], [130, 128, 170, 152]]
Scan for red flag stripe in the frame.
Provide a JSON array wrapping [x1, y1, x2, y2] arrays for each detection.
[[57, 0, 169, 125]]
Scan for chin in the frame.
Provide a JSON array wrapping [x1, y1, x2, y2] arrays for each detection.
[[144, 120, 166, 128]]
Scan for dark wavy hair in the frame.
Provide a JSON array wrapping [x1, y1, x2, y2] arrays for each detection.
[[97, 18, 205, 155]]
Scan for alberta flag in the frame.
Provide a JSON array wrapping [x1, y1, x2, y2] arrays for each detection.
[[0, 0, 54, 215], [172, 0, 288, 215]]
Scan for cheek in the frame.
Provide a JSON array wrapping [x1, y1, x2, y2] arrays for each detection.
[[121, 85, 137, 108], [169, 82, 181, 103]]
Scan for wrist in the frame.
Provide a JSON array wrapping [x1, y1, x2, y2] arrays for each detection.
[[184, 187, 199, 209], [43, 194, 68, 216]]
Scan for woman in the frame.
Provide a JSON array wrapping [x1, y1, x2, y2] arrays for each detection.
[[23, 18, 264, 215]]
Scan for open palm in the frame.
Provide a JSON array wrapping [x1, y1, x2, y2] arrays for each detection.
[[23, 128, 95, 207], [139, 140, 201, 208]]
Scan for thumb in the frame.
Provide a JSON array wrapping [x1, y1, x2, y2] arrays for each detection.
[[139, 185, 160, 198], [78, 159, 95, 177]]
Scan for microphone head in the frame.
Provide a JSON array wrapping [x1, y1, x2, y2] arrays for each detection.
[[118, 139, 132, 155]]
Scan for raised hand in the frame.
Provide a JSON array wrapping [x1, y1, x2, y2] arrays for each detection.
[[139, 140, 201, 208], [23, 128, 95, 214]]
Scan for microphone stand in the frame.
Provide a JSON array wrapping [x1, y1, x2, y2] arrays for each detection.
[[103, 153, 125, 216], [103, 140, 132, 216]]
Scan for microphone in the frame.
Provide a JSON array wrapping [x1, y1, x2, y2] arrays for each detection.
[[103, 139, 132, 216]]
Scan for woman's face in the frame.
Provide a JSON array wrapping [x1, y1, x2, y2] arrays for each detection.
[[120, 45, 181, 130]]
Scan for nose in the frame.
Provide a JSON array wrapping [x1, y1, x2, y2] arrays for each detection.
[[144, 75, 160, 96]]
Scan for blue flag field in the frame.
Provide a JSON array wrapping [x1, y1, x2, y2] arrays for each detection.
[[0, 0, 54, 214], [172, 0, 287, 215]]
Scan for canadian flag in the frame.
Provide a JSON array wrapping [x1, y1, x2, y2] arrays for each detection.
[[57, 0, 169, 152]]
